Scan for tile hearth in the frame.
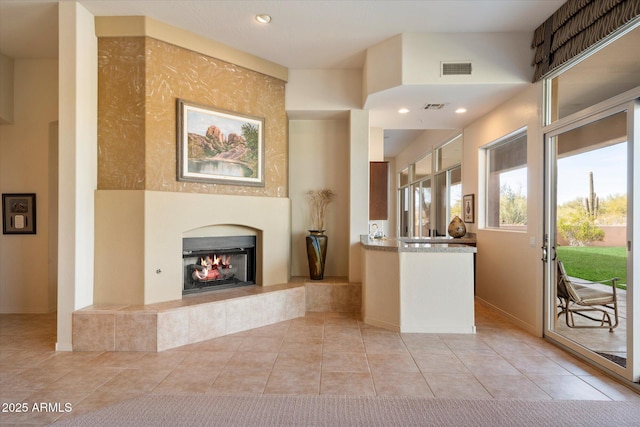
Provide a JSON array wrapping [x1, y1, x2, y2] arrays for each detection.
[[72, 278, 361, 352]]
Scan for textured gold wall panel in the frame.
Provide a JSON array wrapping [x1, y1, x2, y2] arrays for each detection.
[[98, 37, 288, 197], [98, 37, 146, 190]]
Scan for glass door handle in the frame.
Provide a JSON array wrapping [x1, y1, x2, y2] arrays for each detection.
[[541, 245, 548, 262]]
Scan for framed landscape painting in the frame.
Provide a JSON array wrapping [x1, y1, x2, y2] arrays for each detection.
[[177, 99, 265, 186]]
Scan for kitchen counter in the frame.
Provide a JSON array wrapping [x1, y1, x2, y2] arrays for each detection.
[[361, 235, 476, 334]]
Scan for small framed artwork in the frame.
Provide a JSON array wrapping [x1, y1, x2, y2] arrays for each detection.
[[2, 193, 36, 234], [176, 99, 265, 187], [463, 194, 474, 223]]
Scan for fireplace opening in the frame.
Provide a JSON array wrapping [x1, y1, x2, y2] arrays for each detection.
[[182, 235, 256, 295]]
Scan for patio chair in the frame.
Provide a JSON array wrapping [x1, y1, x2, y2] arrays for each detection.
[[556, 260, 619, 332]]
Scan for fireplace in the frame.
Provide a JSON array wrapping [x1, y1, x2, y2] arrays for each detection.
[[182, 235, 256, 295]]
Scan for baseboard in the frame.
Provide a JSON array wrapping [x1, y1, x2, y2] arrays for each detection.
[[475, 297, 540, 336]]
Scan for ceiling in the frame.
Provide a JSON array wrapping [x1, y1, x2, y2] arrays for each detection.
[[0, 0, 567, 156]]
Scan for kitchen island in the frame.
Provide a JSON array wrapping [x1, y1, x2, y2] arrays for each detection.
[[360, 235, 477, 334]]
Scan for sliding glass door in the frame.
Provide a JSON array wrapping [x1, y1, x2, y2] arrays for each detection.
[[544, 102, 638, 382]]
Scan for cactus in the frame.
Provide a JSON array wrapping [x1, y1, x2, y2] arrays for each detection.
[[583, 172, 599, 220]]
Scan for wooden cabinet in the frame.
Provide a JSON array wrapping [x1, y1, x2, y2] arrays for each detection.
[[369, 161, 388, 220]]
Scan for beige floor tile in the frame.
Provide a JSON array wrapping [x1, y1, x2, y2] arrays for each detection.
[[440, 335, 495, 352], [88, 351, 148, 369], [226, 351, 278, 370], [151, 366, 219, 394], [195, 335, 246, 352], [0, 350, 56, 370], [97, 368, 172, 394], [264, 367, 320, 395], [413, 353, 470, 374], [237, 335, 284, 352], [320, 371, 375, 395], [322, 352, 369, 372], [273, 352, 322, 371], [526, 374, 612, 400], [362, 336, 408, 354], [323, 337, 365, 353], [178, 350, 235, 369], [423, 372, 492, 399], [324, 317, 360, 329], [323, 327, 362, 340], [284, 324, 324, 340], [501, 354, 573, 376], [41, 367, 123, 393], [31, 351, 103, 370], [280, 335, 323, 353], [475, 374, 552, 399], [457, 354, 522, 376], [400, 334, 449, 354], [248, 322, 291, 337], [367, 352, 420, 374], [579, 375, 640, 401], [208, 369, 270, 394], [0, 366, 72, 391], [124, 350, 190, 370], [372, 371, 434, 397]]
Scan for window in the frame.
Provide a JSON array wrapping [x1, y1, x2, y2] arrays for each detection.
[[398, 167, 411, 237], [411, 154, 432, 237], [434, 165, 461, 236], [397, 135, 462, 238], [485, 130, 527, 229], [434, 136, 462, 236]]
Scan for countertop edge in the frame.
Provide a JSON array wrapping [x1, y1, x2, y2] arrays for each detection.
[[360, 235, 477, 253]]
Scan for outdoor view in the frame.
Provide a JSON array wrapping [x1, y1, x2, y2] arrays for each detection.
[[557, 142, 627, 290], [554, 136, 627, 368]]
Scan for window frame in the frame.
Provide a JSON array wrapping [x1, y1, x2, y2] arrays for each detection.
[[483, 128, 528, 231]]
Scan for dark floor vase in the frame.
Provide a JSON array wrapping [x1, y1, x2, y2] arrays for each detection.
[[306, 230, 328, 280]]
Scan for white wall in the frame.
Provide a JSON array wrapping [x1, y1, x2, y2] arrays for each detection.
[[0, 59, 58, 313], [463, 84, 543, 335], [57, 2, 97, 350], [289, 119, 350, 278], [286, 69, 362, 114], [349, 109, 371, 283], [0, 53, 14, 124]]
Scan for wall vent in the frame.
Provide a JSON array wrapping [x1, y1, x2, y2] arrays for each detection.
[[441, 62, 472, 76], [423, 103, 446, 110]]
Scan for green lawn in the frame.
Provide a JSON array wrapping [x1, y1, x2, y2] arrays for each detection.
[[556, 246, 627, 289]]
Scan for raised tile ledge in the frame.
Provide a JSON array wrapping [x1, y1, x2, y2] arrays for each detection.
[[297, 277, 362, 313], [72, 282, 305, 352]]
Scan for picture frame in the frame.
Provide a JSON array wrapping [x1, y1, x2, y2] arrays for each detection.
[[177, 99, 265, 187], [2, 193, 36, 234], [463, 194, 474, 223]]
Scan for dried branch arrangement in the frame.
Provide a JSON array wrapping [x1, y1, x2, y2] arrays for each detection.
[[306, 189, 336, 231]]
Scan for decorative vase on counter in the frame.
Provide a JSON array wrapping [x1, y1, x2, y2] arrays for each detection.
[[306, 230, 328, 280], [448, 216, 466, 238]]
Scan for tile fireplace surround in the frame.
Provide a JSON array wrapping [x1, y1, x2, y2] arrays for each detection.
[[72, 278, 361, 352]]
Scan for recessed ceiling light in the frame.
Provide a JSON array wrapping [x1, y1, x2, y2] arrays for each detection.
[[455, 108, 467, 114], [255, 14, 272, 24], [398, 108, 410, 114]]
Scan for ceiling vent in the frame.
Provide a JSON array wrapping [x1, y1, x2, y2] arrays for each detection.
[[441, 62, 472, 76], [423, 103, 446, 110]]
